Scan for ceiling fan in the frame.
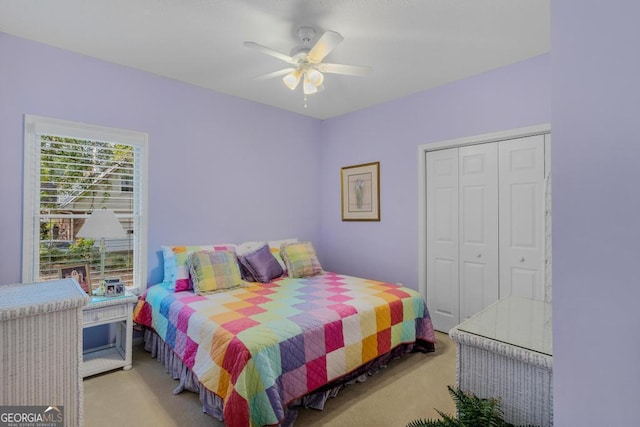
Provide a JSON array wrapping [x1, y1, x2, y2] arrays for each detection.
[[244, 27, 371, 96]]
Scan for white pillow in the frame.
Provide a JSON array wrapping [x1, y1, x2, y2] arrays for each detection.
[[236, 241, 266, 256]]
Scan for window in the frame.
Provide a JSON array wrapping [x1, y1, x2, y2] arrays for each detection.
[[23, 115, 148, 294]]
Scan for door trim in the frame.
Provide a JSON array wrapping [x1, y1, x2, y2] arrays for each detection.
[[417, 124, 551, 303]]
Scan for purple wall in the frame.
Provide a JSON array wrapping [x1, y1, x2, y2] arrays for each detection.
[[552, 1, 640, 424], [6, 4, 637, 420], [320, 54, 550, 290], [0, 33, 322, 286], [11, 15, 635, 422]]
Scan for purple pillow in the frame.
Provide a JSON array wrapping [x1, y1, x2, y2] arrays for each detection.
[[238, 244, 283, 283], [238, 260, 256, 282]]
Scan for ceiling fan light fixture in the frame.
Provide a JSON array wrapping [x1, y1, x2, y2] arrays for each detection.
[[303, 79, 318, 95], [245, 28, 369, 100], [283, 69, 302, 90], [303, 69, 324, 95], [306, 68, 324, 87]]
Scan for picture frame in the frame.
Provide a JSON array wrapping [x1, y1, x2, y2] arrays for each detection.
[[104, 282, 125, 297], [341, 161, 380, 221], [59, 264, 91, 295], [105, 284, 116, 296]]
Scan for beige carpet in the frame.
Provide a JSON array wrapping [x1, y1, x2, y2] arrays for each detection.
[[84, 331, 456, 427]]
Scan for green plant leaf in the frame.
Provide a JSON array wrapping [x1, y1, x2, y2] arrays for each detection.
[[407, 386, 538, 427]]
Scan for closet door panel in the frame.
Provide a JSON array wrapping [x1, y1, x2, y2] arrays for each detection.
[[426, 148, 459, 332], [499, 135, 545, 300], [460, 261, 488, 320], [459, 144, 499, 321]]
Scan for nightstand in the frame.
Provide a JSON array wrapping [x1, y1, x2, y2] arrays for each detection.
[[82, 293, 138, 377]]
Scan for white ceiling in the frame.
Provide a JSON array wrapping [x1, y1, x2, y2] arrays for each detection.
[[0, 0, 550, 120]]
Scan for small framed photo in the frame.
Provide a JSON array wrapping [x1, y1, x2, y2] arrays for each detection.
[[341, 161, 380, 221], [59, 264, 91, 294], [105, 284, 116, 296], [105, 282, 126, 297]]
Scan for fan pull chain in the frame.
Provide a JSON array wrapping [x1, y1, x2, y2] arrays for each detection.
[[304, 94, 308, 109]]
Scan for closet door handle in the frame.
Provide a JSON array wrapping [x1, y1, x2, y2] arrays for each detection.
[[520, 257, 525, 262], [476, 253, 482, 258]]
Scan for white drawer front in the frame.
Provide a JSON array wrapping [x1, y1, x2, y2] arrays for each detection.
[[84, 304, 127, 325]]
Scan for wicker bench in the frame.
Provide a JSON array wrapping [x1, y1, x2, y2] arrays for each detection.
[[449, 296, 553, 427]]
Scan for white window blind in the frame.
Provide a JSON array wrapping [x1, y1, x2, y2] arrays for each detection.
[[23, 115, 148, 293]]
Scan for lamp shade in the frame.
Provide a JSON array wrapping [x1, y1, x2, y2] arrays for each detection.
[[283, 69, 302, 90], [303, 69, 324, 95], [306, 69, 324, 87], [77, 209, 126, 239]]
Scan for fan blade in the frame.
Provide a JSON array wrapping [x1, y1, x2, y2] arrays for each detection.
[[316, 63, 371, 77], [307, 30, 344, 63], [256, 68, 296, 80], [243, 42, 296, 65]]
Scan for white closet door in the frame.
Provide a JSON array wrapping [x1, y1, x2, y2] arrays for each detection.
[[459, 144, 499, 321], [426, 148, 459, 332], [499, 135, 545, 300]]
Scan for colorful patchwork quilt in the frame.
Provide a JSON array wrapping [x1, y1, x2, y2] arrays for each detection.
[[133, 272, 436, 427]]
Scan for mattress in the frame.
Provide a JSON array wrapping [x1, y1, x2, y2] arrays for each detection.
[[134, 272, 436, 427]]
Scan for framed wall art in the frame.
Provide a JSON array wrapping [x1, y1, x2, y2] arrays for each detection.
[[341, 161, 380, 221]]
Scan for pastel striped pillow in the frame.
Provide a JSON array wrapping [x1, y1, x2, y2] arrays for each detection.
[[280, 242, 323, 278], [267, 238, 298, 272], [187, 251, 244, 295], [170, 244, 236, 291]]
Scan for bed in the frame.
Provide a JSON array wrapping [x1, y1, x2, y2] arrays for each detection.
[[133, 241, 436, 427]]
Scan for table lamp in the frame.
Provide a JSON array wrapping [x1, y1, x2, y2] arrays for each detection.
[[77, 208, 126, 295]]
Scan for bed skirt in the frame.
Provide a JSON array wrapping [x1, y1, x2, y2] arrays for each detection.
[[143, 328, 433, 426]]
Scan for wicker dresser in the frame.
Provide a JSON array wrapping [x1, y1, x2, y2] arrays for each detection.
[[0, 279, 89, 426], [449, 296, 553, 427]]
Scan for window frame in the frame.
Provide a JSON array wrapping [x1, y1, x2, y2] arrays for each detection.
[[22, 115, 148, 293]]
